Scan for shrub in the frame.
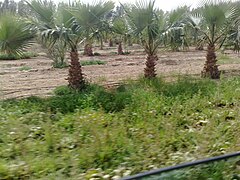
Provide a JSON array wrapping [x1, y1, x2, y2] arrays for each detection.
[[93, 52, 101, 56], [47, 41, 68, 69], [47, 86, 95, 113], [81, 60, 106, 66], [1, 96, 45, 114], [93, 85, 132, 112], [48, 84, 132, 113], [0, 52, 37, 60]]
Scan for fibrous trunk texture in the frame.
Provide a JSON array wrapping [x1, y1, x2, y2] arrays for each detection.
[[118, 42, 124, 55], [144, 54, 158, 78], [109, 38, 113, 47], [68, 48, 85, 90], [100, 38, 103, 50], [84, 44, 93, 56], [201, 45, 220, 79]]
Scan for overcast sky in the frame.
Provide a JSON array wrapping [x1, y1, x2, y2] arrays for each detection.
[[78, 0, 197, 11], [115, 0, 196, 11], [55, 0, 237, 11], [158, 0, 196, 11]]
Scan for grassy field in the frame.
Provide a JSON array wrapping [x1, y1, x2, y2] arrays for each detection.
[[1, 76, 240, 179]]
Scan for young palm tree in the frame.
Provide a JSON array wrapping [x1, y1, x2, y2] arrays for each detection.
[[194, 0, 237, 79], [111, 17, 128, 55], [227, 1, 240, 55], [185, 14, 204, 50], [70, 1, 114, 56], [0, 13, 35, 57], [94, 9, 114, 50], [227, 19, 240, 54], [124, 0, 163, 78], [164, 6, 190, 51], [28, 0, 85, 90]]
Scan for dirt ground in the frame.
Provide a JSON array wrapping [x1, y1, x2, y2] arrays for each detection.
[[1, 44, 240, 100]]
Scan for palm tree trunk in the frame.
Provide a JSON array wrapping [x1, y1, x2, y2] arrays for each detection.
[[68, 47, 85, 90], [201, 44, 220, 79], [118, 42, 124, 55], [83, 44, 93, 56], [144, 54, 158, 78], [109, 38, 113, 47], [100, 37, 103, 50]]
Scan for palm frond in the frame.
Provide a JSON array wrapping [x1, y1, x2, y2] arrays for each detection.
[[124, 0, 156, 36], [193, 0, 237, 45], [55, 4, 74, 29], [112, 17, 128, 35], [124, 0, 163, 54], [0, 13, 35, 56], [167, 6, 190, 27], [70, 1, 114, 34], [26, 0, 55, 27]]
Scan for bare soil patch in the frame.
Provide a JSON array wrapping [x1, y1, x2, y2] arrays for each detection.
[[1, 44, 240, 99]]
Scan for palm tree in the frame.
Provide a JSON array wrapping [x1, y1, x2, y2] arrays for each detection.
[[227, 19, 240, 55], [185, 14, 204, 50], [227, 1, 240, 55], [111, 17, 128, 55], [28, 0, 85, 90], [124, 0, 163, 78], [193, 0, 237, 79], [27, 0, 66, 67], [0, 13, 35, 57], [164, 6, 190, 51], [70, 1, 114, 56]]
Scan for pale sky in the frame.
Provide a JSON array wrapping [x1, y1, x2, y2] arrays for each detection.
[[157, 0, 196, 11], [79, 0, 198, 11], [115, 0, 196, 11], [56, 0, 238, 12]]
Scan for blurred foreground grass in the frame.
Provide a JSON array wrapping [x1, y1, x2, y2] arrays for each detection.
[[1, 76, 240, 179]]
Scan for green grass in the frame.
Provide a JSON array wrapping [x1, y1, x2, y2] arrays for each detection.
[[0, 52, 38, 60], [109, 51, 131, 55], [109, 51, 118, 55], [81, 60, 106, 66], [1, 77, 240, 179], [19, 66, 32, 71], [52, 61, 68, 69], [218, 54, 240, 64]]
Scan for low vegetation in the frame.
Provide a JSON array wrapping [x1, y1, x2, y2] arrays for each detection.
[[19, 66, 32, 71], [218, 54, 240, 65], [1, 0, 240, 179], [1, 77, 240, 179], [81, 60, 106, 66], [0, 52, 37, 60]]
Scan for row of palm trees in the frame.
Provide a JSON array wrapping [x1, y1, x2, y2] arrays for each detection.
[[0, 0, 240, 90]]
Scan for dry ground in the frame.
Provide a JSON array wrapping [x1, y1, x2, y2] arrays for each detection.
[[1, 44, 240, 99]]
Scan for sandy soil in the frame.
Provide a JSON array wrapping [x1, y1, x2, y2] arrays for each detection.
[[1, 44, 240, 100]]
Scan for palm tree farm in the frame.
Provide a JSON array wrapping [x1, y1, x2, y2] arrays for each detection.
[[1, 0, 240, 179]]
